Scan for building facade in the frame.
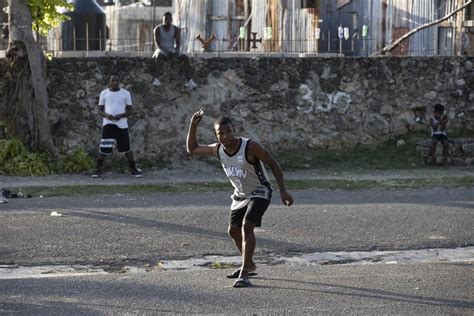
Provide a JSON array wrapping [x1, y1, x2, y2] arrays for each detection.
[[174, 0, 473, 56]]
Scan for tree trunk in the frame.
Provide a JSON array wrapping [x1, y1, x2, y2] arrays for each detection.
[[4, 0, 58, 156]]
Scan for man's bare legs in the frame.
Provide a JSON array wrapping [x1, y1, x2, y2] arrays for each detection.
[[441, 140, 449, 164], [430, 139, 438, 165], [153, 53, 195, 85], [430, 139, 450, 165], [228, 221, 257, 278]]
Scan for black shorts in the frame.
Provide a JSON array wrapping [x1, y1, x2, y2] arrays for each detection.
[[432, 134, 448, 141], [230, 198, 271, 228], [99, 124, 131, 154]]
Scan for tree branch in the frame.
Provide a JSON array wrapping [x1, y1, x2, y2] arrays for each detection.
[[374, 0, 472, 56]]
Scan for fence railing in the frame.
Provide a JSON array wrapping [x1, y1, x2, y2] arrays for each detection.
[[40, 36, 458, 57]]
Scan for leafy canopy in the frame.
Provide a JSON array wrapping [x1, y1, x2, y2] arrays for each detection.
[[28, 0, 74, 36]]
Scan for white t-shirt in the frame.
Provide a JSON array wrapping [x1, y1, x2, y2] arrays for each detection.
[[99, 88, 132, 128]]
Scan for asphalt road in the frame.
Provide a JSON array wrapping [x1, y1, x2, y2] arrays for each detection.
[[1, 263, 472, 314], [0, 187, 473, 314], [1, 188, 473, 266]]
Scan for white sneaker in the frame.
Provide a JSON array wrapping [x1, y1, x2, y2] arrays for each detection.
[[130, 167, 143, 178], [185, 79, 198, 90], [152, 78, 161, 87]]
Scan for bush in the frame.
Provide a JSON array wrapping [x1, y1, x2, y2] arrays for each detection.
[[0, 139, 95, 176], [55, 149, 95, 173], [0, 139, 50, 176]]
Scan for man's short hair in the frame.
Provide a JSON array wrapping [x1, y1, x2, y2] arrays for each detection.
[[434, 104, 445, 112], [164, 12, 172, 17], [214, 116, 233, 126], [110, 72, 120, 78]]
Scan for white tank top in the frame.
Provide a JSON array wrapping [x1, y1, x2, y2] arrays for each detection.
[[431, 116, 447, 136], [218, 138, 272, 210], [158, 25, 176, 54]]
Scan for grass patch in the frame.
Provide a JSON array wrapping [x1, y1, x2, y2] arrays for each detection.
[[278, 137, 425, 171], [278, 130, 474, 171], [286, 177, 474, 190], [12, 176, 473, 197], [16, 182, 232, 197], [210, 262, 237, 270]]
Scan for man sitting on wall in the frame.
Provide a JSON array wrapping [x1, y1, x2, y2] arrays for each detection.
[[152, 12, 198, 90]]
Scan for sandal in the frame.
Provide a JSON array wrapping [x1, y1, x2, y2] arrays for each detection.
[[233, 277, 252, 288], [226, 269, 258, 279]]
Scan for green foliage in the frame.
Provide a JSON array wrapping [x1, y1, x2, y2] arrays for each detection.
[[210, 262, 236, 270], [0, 139, 50, 176], [28, 0, 74, 36], [0, 139, 94, 176], [54, 149, 95, 173]]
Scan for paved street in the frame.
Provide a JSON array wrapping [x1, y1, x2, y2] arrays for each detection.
[[0, 183, 473, 314], [1, 263, 472, 314]]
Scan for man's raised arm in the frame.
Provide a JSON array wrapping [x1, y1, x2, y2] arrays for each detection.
[[186, 110, 217, 157]]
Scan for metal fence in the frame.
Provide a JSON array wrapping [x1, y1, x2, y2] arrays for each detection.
[[44, 35, 457, 57]]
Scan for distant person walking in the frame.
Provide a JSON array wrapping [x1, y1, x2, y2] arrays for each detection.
[[186, 110, 293, 288], [152, 12, 198, 90], [92, 73, 142, 178]]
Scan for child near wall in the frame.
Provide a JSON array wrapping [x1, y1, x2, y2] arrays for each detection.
[[429, 104, 449, 165]]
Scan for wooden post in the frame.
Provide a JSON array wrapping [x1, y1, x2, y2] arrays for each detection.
[[381, 0, 387, 54], [227, 0, 231, 40], [454, 0, 465, 55], [244, 0, 250, 51], [328, 29, 330, 52], [152, 0, 156, 51], [86, 23, 89, 51]]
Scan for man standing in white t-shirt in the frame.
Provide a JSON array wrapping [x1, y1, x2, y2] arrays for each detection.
[[92, 73, 142, 178]]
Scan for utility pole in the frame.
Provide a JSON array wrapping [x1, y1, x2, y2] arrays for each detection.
[[454, 0, 465, 55], [152, 0, 156, 51]]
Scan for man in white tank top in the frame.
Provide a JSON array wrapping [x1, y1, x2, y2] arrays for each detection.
[[186, 110, 294, 288], [152, 12, 197, 90]]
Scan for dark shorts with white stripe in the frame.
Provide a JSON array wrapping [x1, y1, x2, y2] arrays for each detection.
[[99, 124, 130, 154], [230, 197, 271, 228]]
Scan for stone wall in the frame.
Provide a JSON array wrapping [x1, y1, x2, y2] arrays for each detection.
[[0, 56, 473, 166], [416, 138, 474, 165]]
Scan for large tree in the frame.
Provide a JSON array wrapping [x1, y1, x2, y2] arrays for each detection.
[[3, 0, 72, 156]]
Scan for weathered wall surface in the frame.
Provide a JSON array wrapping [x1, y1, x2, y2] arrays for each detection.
[[416, 138, 474, 165], [1, 56, 473, 165]]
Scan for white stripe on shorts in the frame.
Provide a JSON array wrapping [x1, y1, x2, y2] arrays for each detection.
[[100, 138, 115, 148]]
